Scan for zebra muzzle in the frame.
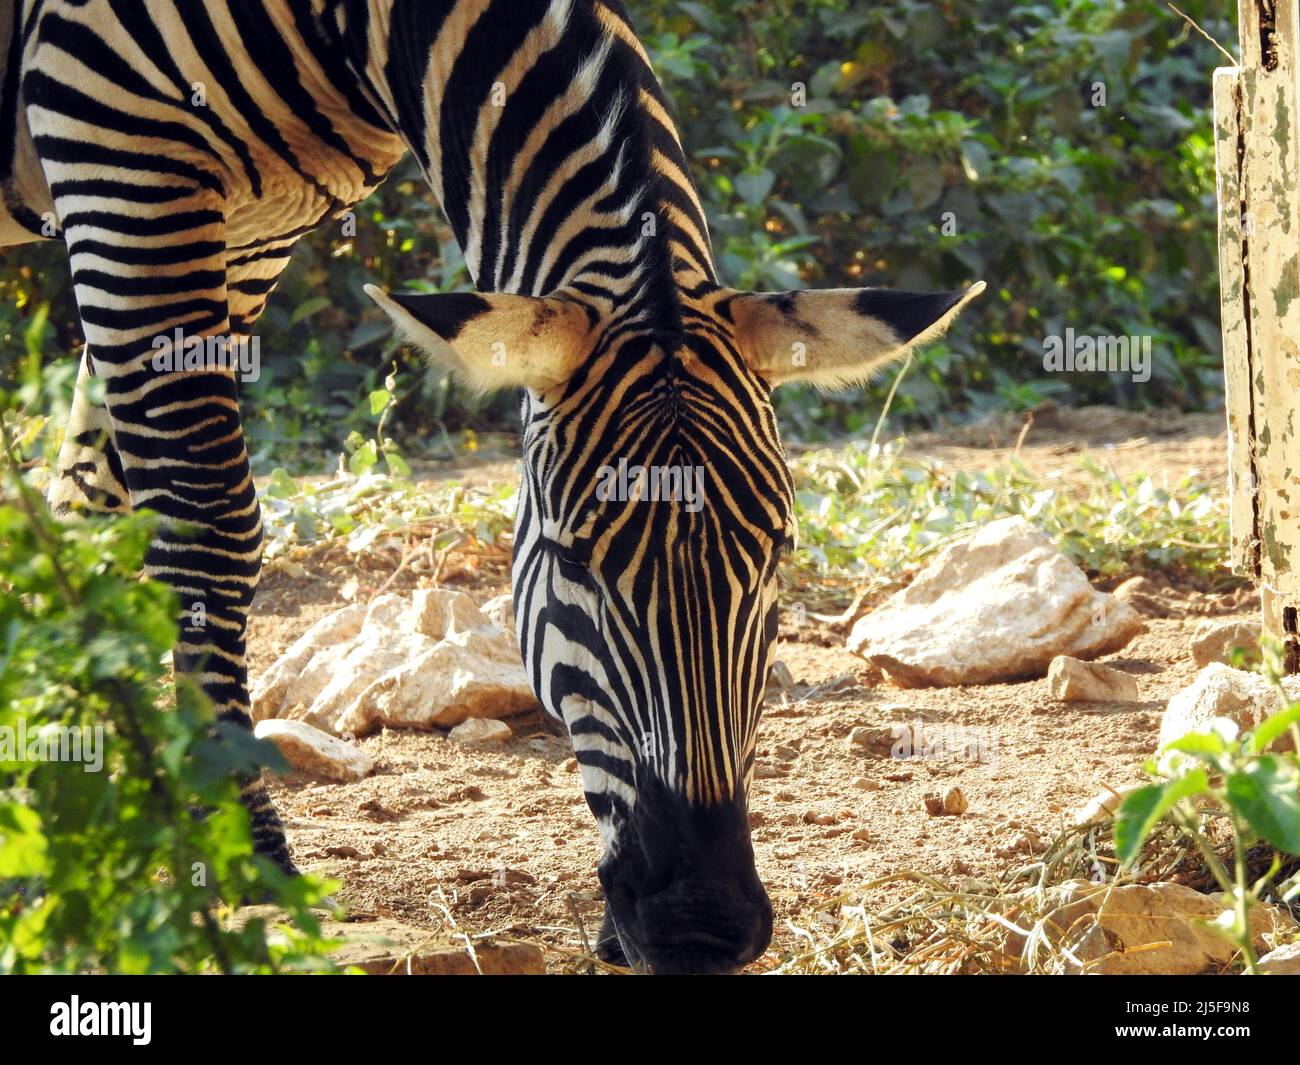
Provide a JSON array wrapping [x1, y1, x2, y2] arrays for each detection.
[[597, 781, 772, 975]]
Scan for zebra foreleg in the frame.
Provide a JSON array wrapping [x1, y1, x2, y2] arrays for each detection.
[[39, 195, 296, 879]]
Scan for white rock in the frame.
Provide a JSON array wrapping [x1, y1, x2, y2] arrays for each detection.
[[1019, 880, 1295, 975], [449, 717, 513, 745], [480, 593, 516, 639], [847, 517, 1144, 687], [1256, 942, 1300, 975], [1189, 618, 1261, 668], [251, 589, 538, 737], [250, 602, 369, 725], [1158, 663, 1298, 754], [253, 719, 373, 782], [1047, 656, 1140, 702]]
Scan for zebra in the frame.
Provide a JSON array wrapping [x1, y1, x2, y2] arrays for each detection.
[[2, 0, 981, 973]]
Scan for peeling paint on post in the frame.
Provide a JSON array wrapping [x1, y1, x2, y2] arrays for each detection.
[[1218, 2, 1300, 668]]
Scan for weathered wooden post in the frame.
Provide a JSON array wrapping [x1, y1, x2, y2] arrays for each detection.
[[1216, 1, 1300, 670]]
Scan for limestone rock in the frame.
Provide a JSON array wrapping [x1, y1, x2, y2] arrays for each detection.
[[449, 717, 513, 745], [251, 589, 538, 737], [1047, 656, 1140, 703], [1019, 880, 1295, 975], [1189, 618, 1261, 668], [253, 719, 373, 783], [925, 787, 968, 816], [233, 907, 545, 974], [1256, 942, 1300, 975], [848, 724, 903, 755], [847, 517, 1144, 687], [1158, 663, 1298, 754], [480, 592, 516, 639]]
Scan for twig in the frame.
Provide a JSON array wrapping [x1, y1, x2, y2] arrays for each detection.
[[1166, 2, 1237, 66]]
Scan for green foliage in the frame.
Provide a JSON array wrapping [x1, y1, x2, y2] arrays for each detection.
[[634, 0, 1233, 436], [1115, 644, 1300, 972], [261, 463, 514, 563], [0, 0, 1235, 456], [788, 438, 1228, 589], [0, 412, 340, 973]]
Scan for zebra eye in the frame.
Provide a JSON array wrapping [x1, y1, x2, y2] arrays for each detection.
[[553, 541, 591, 573]]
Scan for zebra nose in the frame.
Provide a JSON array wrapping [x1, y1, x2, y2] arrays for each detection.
[[633, 876, 773, 974]]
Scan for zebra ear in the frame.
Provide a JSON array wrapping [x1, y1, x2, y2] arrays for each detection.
[[363, 285, 595, 392], [730, 281, 985, 389]]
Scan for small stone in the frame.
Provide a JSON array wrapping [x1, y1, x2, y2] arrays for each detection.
[[1073, 783, 1143, 826], [253, 719, 373, 783], [851, 776, 881, 791], [848, 725, 902, 755], [449, 718, 512, 745], [884, 771, 913, 782], [943, 787, 968, 815], [850, 828, 872, 842], [1189, 618, 1261, 668], [803, 811, 836, 826], [1047, 656, 1140, 703]]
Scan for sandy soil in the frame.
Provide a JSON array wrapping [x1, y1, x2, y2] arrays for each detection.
[[247, 403, 1252, 973]]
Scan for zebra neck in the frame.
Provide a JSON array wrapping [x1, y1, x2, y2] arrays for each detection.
[[353, 0, 716, 311]]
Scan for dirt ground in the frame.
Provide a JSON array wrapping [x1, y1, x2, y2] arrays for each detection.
[[247, 404, 1253, 973]]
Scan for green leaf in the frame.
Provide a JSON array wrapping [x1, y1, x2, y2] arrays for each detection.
[[348, 440, 378, 476], [1161, 730, 1229, 758], [1249, 701, 1300, 754], [265, 468, 298, 500], [384, 450, 412, 478], [734, 170, 775, 206], [1225, 758, 1300, 853], [1114, 769, 1209, 866], [368, 389, 391, 416], [0, 806, 47, 877], [289, 297, 331, 327]]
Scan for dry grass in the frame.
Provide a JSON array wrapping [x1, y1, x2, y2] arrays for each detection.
[[769, 811, 1300, 975]]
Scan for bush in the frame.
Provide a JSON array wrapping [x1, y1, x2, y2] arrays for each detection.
[[0, 0, 1235, 460], [0, 411, 338, 973]]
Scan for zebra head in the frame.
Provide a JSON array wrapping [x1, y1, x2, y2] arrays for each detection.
[[367, 278, 983, 973]]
